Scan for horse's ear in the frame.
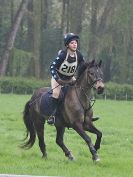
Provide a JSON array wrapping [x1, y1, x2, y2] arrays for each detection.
[[98, 60, 102, 67], [91, 59, 95, 65], [88, 59, 95, 67]]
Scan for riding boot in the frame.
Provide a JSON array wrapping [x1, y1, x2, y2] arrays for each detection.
[[47, 97, 58, 125]]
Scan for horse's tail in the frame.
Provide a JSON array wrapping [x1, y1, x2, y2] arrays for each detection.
[[21, 100, 36, 149]]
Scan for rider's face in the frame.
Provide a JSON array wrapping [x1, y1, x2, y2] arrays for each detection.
[[67, 40, 78, 52]]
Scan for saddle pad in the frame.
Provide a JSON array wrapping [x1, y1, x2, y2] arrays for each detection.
[[40, 86, 69, 116], [40, 91, 53, 116]]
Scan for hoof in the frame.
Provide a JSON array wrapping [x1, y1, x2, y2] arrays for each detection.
[[42, 153, 48, 159], [67, 153, 75, 161], [92, 154, 100, 162], [95, 157, 100, 162]]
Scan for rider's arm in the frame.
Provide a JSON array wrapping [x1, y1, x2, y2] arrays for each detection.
[[50, 50, 66, 82]]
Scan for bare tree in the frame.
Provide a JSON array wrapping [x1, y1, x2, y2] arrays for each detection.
[[0, 0, 29, 76], [32, 0, 41, 79], [88, 0, 99, 59], [60, 0, 67, 47], [69, 0, 86, 34], [88, 0, 115, 59], [66, 0, 70, 32], [41, 0, 48, 29]]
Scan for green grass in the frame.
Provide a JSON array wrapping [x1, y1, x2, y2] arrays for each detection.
[[0, 94, 133, 177]]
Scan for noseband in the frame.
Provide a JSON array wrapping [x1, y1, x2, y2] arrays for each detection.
[[91, 78, 103, 89]]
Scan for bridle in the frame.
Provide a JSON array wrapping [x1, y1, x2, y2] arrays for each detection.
[[74, 65, 103, 115], [74, 84, 96, 117]]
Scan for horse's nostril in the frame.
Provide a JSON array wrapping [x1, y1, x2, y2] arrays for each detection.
[[97, 86, 104, 94]]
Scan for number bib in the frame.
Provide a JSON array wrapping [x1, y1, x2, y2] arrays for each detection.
[[58, 58, 78, 76]]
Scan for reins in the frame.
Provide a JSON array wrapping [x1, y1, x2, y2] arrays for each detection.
[[29, 84, 61, 106], [74, 84, 96, 116]]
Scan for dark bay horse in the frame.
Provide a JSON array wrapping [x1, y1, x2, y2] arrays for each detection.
[[22, 60, 104, 162]]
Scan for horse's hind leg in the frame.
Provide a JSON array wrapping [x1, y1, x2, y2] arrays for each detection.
[[56, 126, 74, 160], [84, 122, 102, 151], [34, 114, 47, 158]]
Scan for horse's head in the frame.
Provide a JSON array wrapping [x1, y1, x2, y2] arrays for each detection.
[[79, 60, 104, 94], [86, 60, 104, 94]]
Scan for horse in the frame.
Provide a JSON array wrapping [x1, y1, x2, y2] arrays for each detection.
[[21, 60, 104, 162]]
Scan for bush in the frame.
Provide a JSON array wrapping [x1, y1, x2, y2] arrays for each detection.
[[0, 77, 50, 94], [0, 78, 133, 100], [92, 82, 133, 100], [104, 82, 133, 100]]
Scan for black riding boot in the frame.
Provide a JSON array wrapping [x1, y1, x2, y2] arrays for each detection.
[[47, 97, 58, 125]]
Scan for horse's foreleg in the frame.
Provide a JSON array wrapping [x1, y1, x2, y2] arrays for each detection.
[[56, 126, 74, 160], [73, 122, 100, 162], [84, 123, 102, 151]]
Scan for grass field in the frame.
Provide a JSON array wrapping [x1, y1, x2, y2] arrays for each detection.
[[0, 94, 133, 177]]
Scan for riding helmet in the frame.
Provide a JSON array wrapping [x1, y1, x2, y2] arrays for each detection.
[[64, 33, 79, 46]]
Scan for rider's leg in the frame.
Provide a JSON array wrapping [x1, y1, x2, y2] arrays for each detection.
[[51, 78, 62, 98], [47, 78, 61, 125]]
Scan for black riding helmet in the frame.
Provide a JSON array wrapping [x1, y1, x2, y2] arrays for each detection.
[[64, 33, 79, 46]]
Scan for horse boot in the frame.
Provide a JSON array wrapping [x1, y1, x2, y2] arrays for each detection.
[[47, 97, 58, 125]]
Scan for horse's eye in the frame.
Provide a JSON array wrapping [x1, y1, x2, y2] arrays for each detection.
[[89, 72, 94, 76]]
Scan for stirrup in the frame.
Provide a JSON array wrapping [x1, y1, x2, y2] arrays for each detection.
[[47, 115, 55, 125]]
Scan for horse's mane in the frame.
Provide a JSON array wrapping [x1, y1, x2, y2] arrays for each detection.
[[77, 60, 94, 78], [77, 60, 102, 79], [77, 62, 88, 78]]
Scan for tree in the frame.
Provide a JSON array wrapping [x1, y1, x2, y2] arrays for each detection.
[[0, 0, 29, 76], [60, 0, 67, 47], [88, 0, 115, 59], [88, 0, 99, 59], [32, 0, 41, 78], [69, 0, 86, 39]]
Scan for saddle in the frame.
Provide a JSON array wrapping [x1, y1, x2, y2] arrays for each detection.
[[40, 86, 68, 116]]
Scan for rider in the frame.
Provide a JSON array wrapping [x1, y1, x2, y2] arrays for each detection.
[[47, 33, 85, 125]]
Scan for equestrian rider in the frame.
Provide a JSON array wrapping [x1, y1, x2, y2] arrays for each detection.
[[47, 33, 85, 125]]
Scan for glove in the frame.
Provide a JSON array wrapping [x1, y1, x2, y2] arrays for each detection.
[[69, 80, 76, 86], [57, 79, 72, 86], [57, 79, 67, 86]]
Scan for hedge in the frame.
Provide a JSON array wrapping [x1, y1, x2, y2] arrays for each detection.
[[0, 77, 133, 100], [0, 77, 50, 94], [95, 82, 133, 100]]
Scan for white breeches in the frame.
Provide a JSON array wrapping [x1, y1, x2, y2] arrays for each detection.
[[51, 77, 76, 98], [51, 78, 62, 98]]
